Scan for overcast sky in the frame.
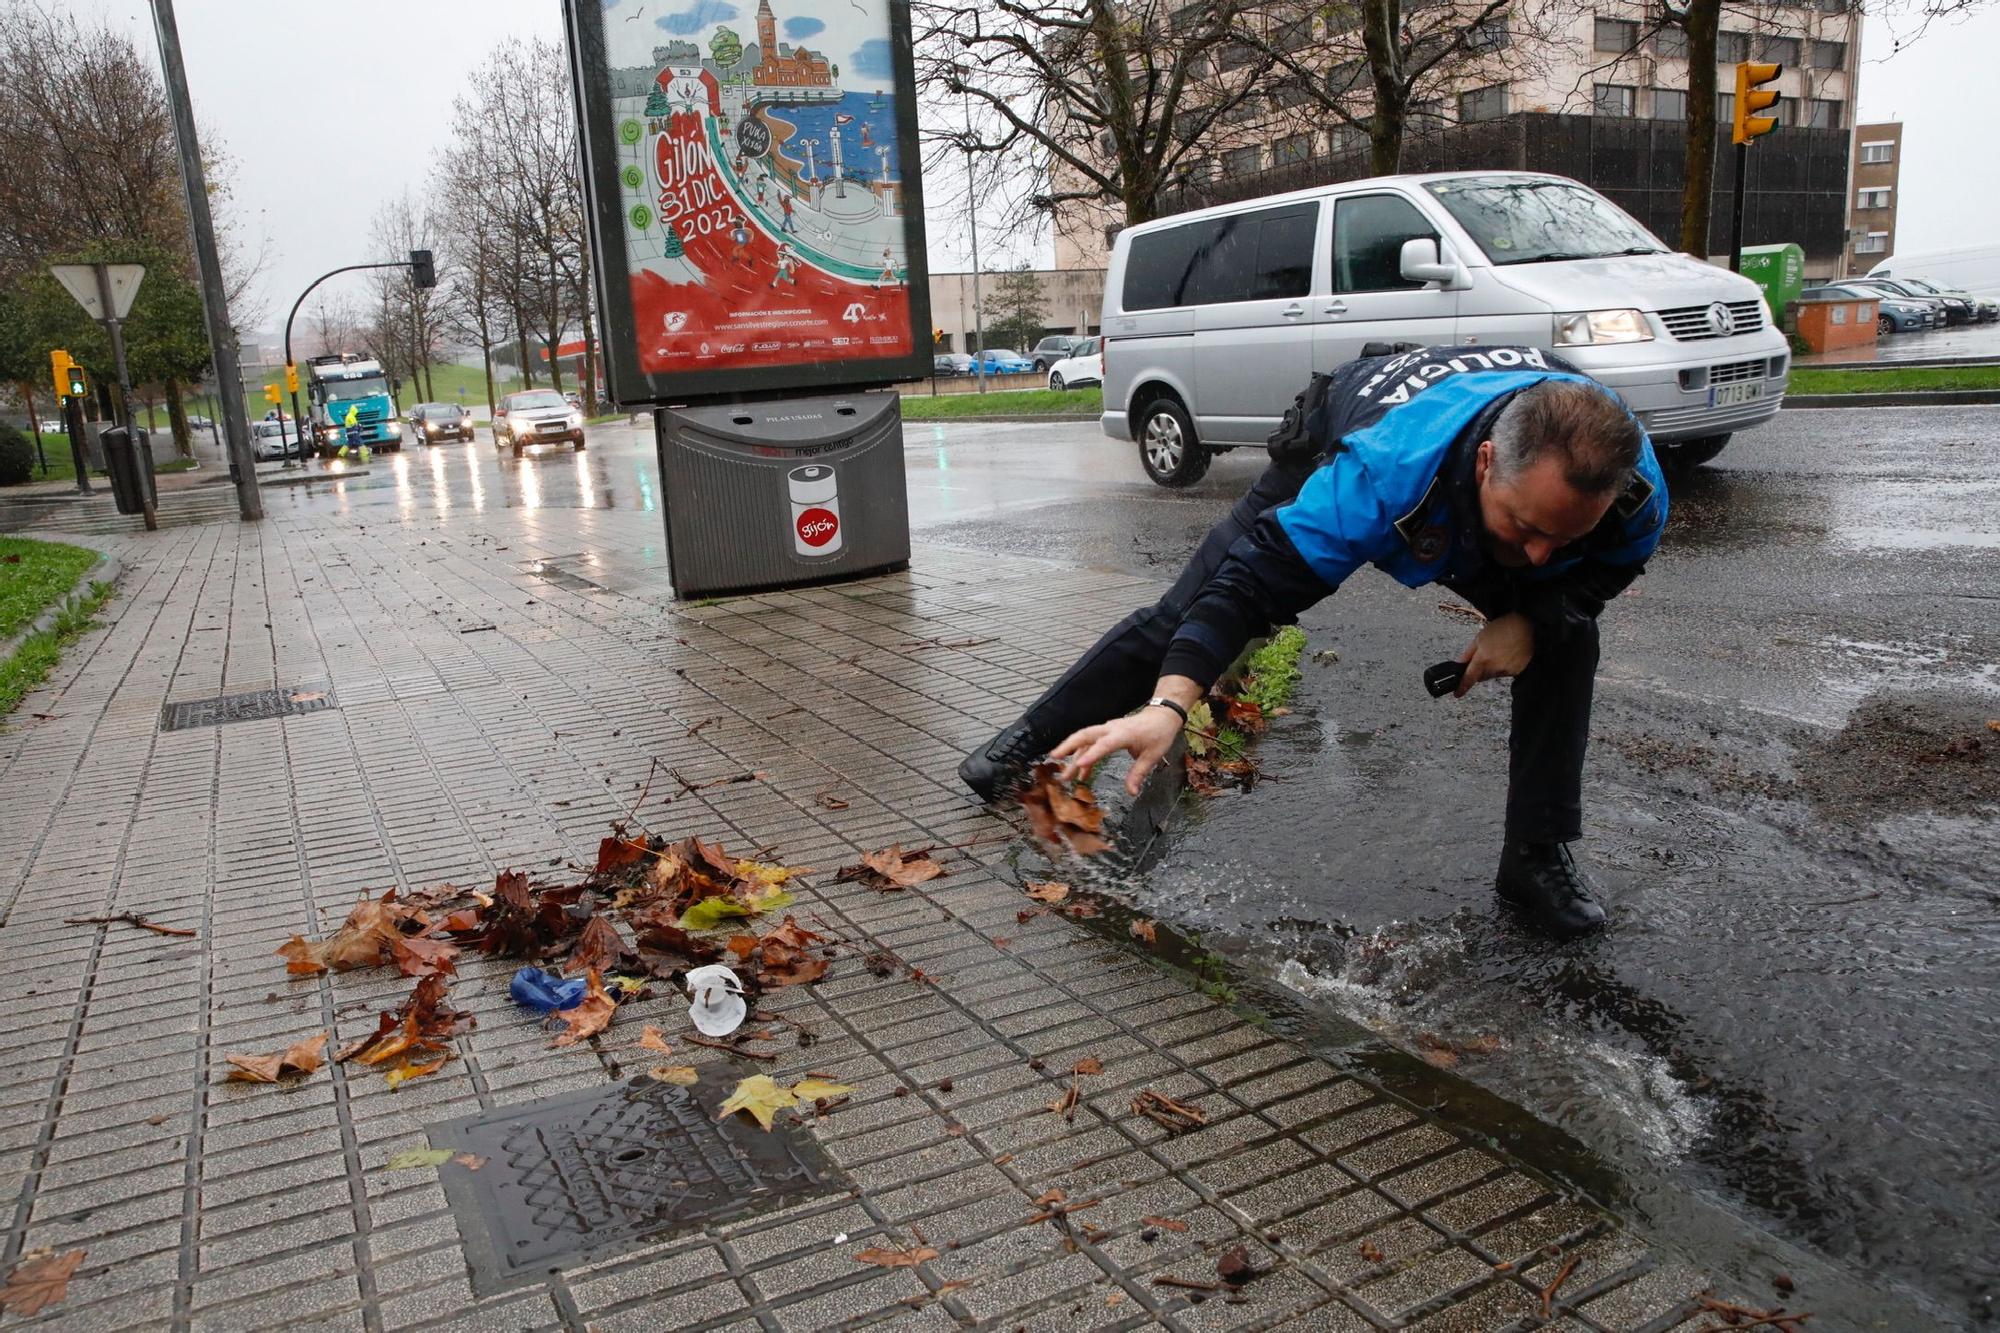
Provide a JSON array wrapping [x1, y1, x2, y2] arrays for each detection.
[[72, 0, 2000, 334]]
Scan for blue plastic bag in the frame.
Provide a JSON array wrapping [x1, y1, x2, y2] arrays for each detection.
[[510, 966, 588, 1012]]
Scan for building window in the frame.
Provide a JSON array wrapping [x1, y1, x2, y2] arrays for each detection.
[[1594, 84, 1637, 117], [1807, 98, 1842, 130], [1594, 17, 1638, 51], [1859, 140, 1894, 164], [1856, 187, 1891, 210], [1458, 83, 1508, 122], [1274, 16, 1315, 51], [1855, 231, 1889, 253], [1169, 1, 1206, 32], [1328, 60, 1367, 97], [1408, 100, 1445, 134], [1654, 26, 1689, 58], [1811, 39, 1847, 68], [1274, 132, 1314, 165], [1330, 123, 1368, 155], [1651, 87, 1687, 120], [1469, 16, 1510, 50], [1716, 31, 1750, 62], [1216, 41, 1256, 73], [1758, 35, 1800, 64], [1270, 77, 1311, 111], [1717, 92, 1734, 122], [1819, 0, 1849, 13], [1222, 145, 1262, 177]]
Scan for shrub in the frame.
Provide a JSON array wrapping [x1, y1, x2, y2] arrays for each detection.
[[0, 425, 35, 486]]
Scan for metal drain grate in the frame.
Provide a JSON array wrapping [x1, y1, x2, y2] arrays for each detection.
[[159, 686, 336, 732], [428, 1076, 843, 1294]]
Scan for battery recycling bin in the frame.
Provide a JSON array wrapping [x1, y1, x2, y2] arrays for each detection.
[[656, 391, 910, 599]]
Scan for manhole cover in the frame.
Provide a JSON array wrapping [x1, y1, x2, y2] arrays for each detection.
[[428, 1076, 844, 1293], [159, 685, 336, 732]]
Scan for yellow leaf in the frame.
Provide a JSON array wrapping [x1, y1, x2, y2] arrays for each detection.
[[384, 1055, 447, 1090], [734, 859, 811, 887], [638, 1025, 672, 1054], [717, 1074, 797, 1130], [789, 1077, 855, 1101], [649, 1065, 699, 1085]]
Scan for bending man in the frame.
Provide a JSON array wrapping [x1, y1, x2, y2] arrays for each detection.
[[958, 346, 1668, 938]]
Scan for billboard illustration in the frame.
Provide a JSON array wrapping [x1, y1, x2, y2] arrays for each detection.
[[566, 0, 931, 404]]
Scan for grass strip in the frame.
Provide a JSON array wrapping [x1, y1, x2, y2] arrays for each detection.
[[0, 538, 98, 639], [1790, 365, 2000, 395], [0, 580, 114, 721], [899, 387, 1103, 419]]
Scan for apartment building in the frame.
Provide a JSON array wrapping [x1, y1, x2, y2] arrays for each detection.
[[1050, 0, 1862, 277], [1845, 122, 1901, 273]]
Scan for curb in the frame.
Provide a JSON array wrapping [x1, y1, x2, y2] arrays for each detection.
[[1797, 353, 2000, 371], [899, 413, 1099, 425], [259, 468, 375, 487], [0, 552, 120, 664], [1784, 389, 2000, 409]]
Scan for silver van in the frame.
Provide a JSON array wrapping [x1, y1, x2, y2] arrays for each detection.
[[1100, 170, 1789, 485]]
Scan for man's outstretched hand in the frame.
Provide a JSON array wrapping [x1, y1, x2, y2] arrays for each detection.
[[1052, 706, 1185, 796], [1454, 611, 1534, 697]]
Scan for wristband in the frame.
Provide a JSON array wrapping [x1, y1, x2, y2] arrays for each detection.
[[1145, 696, 1190, 725]]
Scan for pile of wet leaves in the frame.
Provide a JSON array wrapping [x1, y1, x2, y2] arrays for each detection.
[[1797, 693, 2000, 817]]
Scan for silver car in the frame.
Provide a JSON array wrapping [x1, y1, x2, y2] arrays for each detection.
[[1099, 170, 1788, 485]]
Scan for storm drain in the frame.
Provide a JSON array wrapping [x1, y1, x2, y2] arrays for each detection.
[[159, 685, 336, 732], [428, 1076, 843, 1294]]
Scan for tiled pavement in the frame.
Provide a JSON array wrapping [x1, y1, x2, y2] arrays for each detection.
[[0, 503, 1733, 1331]]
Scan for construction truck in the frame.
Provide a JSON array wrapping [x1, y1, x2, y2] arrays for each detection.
[[306, 354, 403, 456]]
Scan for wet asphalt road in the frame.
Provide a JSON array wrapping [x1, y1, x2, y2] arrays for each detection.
[[241, 408, 1997, 1324]]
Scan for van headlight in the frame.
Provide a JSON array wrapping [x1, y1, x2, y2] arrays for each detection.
[[1554, 309, 1653, 346]]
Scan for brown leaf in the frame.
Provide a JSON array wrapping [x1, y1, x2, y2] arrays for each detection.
[[835, 844, 947, 891], [595, 832, 651, 875], [391, 934, 459, 979], [0, 1248, 85, 1316], [1141, 1215, 1189, 1232], [452, 1152, 488, 1170], [1221, 695, 1267, 734], [1024, 880, 1071, 903], [552, 969, 616, 1047], [1216, 1244, 1257, 1286], [638, 1025, 673, 1054], [566, 914, 630, 976], [1034, 1188, 1067, 1206], [1045, 1083, 1080, 1119], [853, 1245, 939, 1269], [1131, 1087, 1207, 1132], [1359, 1240, 1385, 1264], [631, 915, 723, 968], [1062, 901, 1102, 919], [1072, 1057, 1104, 1075], [224, 1031, 328, 1084], [1129, 918, 1158, 945], [277, 891, 425, 975], [1018, 764, 1111, 856], [649, 1065, 699, 1085]]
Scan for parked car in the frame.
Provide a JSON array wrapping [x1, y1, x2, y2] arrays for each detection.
[[971, 348, 1034, 375], [493, 389, 585, 456], [1851, 277, 1973, 326], [408, 401, 474, 443], [183, 414, 213, 431], [1801, 284, 1935, 336], [250, 419, 302, 461], [1895, 276, 1988, 324], [1099, 170, 1790, 484], [1046, 337, 1103, 391], [1030, 335, 1091, 373], [933, 353, 973, 377], [36, 418, 62, 434]]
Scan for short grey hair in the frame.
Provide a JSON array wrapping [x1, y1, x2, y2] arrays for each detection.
[[1488, 380, 1643, 496]]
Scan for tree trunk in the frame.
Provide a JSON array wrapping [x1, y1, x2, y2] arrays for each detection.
[[1364, 0, 1406, 175], [578, 231, 599, 408], [514, 310, 534, 389], [165, 379, 191, 457], [1678, 0, 1722, 258]]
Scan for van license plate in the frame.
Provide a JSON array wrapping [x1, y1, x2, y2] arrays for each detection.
[[1709, 381, 1763, 408]]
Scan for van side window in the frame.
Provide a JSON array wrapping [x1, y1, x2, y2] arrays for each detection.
[[1333, 194, 1438, 294], [1123, 224, 1205, 311], [1248, 204, 1316, 300], [1123, 203, 1317, 310]]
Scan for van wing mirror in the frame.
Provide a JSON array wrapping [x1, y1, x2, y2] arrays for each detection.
[[1399, 236, 1462, 287]]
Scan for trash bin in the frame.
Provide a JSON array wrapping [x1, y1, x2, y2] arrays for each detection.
[[99, 427, 157, 516], [656, 391, 910, 599]]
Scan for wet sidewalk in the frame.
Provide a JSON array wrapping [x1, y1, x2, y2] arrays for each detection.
[[0, 504, 1756, 1331]]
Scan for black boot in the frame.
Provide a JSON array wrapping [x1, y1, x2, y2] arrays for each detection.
[[1495, 840, 1608, 938], [957, 718, 1046, 802]]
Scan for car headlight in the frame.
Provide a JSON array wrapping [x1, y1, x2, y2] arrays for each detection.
[[518, 420, 535, 433], [567, 411, 583, 427], [387, 422, 401, 435], [1554, 309, 1653, 345]]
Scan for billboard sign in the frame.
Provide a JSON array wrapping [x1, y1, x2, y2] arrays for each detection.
[[564, 0, 932, 405]]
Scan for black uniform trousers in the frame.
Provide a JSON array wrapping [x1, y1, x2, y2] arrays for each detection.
[[1015, 457, 1598, 845]]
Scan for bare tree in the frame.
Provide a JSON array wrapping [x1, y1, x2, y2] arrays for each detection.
[[303, 293, 362, 358], [368, 191, 445, 401]]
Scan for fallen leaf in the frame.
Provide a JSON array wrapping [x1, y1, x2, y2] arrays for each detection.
[[1072, 1057, 1104, 1075], [734, 858, 811, 888], [638, 1025, 673, 1054], [452, 1153, 487, 1170], [1062, 901, 1102, 919], [1019, 764, 1111, 856], [1141, 1215, 1189, 1232], [718, 1073, 798, 1131], [384, 1054, 448, 1089], [567, 915, 631, 975], [791, 1076, 856, 1101], [1222, 695, 1267, 734], [1106, 1290, 1126, 1308], [288, 690, 327, 704], [391, 934, 459, 979], [1024, 880, 1070, 904], [1988, 719, 2000, 734], [1131, 1087, 1207, 1133], [1129, 919, 1158, 945], [0, 1248, 84, 1317], [385, 1147, 454, 1169], [853, 1244, 939, 1268], [594, 832, 651, 875], [835, 844, 947, 891], [1359, 1240, 1385, 1263], [223, 1031, 328, 1084], [1216, 1244, 1257, 1286], [278, 891, 425, 975], [552, 969, 616, 1047], [649, 1065, 700, 1085], [1035, 1188, 1067, 1206]]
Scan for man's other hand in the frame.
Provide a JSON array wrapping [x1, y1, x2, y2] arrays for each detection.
[[1454, 611, 1534, 697], [1052, 706, 1185, 796]]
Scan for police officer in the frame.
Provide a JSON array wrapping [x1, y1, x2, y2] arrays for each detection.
[[957, 345, 1668, 938]]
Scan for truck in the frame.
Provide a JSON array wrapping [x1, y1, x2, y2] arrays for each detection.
[[306, 354, 403, 455]]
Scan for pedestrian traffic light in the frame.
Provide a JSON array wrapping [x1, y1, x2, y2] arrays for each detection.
[[285, 363, 299, 393], [409, 248, 436, 289], [264, 383, 282, 406], [50, 348, 79, 401], [1733, 61, 1782, 144]]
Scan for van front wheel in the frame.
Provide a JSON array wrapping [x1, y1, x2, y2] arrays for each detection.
[[1137, 398, 1210, 487], [1654, 434, 1730, 470]]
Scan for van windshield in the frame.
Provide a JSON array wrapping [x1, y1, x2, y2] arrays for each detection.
[[1423, 178, 1665, 267]]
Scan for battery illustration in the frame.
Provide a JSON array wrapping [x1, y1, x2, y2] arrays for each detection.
[[788, 463, 843, 558]]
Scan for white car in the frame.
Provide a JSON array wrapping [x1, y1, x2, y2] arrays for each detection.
[[251, 419, 302, 461], [1046, 337, 1102, 392]]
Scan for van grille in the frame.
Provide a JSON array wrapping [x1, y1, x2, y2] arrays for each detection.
[[1655, 299, 1766, 341], [1708, 358, 1768, 385]]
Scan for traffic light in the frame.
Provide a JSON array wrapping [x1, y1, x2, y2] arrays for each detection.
[[409, 248, 436, 289], [933, 326, 945, 347], [264, 384, 282, 406], [50, 348, 81, 401], [66, 361, 86, 398], [1733, 61, 1781, 144], [285, 363, 299, 393]]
